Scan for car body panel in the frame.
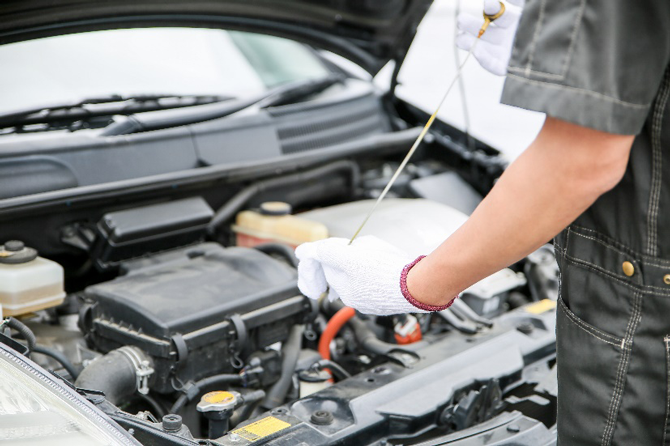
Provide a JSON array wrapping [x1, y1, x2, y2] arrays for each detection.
[[0, 0, 433, 74]]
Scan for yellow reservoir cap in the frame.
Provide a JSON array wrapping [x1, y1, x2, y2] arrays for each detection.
[[202, 391, 235, 404], [196, 390, 240, 413]]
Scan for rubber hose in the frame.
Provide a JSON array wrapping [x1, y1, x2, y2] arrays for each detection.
[[208, 161, 360, 234], [75, 347, 151, 405], [318, 307, 356, 360], [230, 402, 259, 428], [348, 317, 427, 355], [33, 345, 79, 379], [324, 300, 427, 355], [242, 389, 266, 405], [254, 243, 299, 268], [6, 317, 36, 354], [260, 324, 305, 409], [315, 359, 351, 380], [229, 389, 266, 427], [169, 373, 244, 414]]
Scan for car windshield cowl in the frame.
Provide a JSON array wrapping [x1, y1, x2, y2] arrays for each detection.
[[101, 73, 345, 136], [0, 94, 234, 134], [0, 74, 344, 136]]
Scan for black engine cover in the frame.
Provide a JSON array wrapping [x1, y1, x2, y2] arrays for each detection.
[[81, 243, 312, 393]]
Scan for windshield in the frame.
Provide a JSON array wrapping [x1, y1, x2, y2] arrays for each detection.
[[0, 28, 330, 115]]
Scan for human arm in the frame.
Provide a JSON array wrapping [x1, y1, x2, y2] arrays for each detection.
[[296, 0, 667, 315], [407, 116, 634, 306], [295, 117, 633, 313]]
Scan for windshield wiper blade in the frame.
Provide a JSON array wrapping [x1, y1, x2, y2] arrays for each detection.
[[102, 74, 345, 136], [257, 74, 344, 108], [0, 94, 233, 130]]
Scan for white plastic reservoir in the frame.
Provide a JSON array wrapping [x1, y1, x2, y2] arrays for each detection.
[[299, 198, 469, 258], [300, 199, 526, 312], [0, 241, 65, 316]]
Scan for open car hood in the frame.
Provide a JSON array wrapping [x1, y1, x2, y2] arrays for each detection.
[[0, 0, 433, 75]]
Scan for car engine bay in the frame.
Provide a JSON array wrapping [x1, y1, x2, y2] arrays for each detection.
[[0, 146, 560, 445], [0, 0, 567, 441]]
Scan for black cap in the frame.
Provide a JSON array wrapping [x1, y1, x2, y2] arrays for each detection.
[[4, 240, 24, 252], [0, 240, 38, 265]]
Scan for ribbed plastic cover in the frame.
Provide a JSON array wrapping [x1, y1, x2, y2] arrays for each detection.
[[85, 244, 298, 339]]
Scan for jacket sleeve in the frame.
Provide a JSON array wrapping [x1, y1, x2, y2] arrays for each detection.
[[501, 0, 670, 135]]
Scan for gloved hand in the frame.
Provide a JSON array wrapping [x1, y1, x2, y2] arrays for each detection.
[[295, 235, 452, 315], [456, 0, 524, 76]]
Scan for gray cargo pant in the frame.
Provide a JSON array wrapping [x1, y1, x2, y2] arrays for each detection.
[[555, 225, 670, 445]]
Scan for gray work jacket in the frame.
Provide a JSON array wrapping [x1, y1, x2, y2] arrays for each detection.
[[501, 1, 670, 444]]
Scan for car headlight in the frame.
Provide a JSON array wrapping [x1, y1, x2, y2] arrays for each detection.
[[0, 342, 139, 445]]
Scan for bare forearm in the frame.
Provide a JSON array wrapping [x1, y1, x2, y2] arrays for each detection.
[[407, 117, 633, 306]]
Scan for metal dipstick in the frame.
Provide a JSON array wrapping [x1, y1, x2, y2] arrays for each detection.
[[348, 1, 506, 245]]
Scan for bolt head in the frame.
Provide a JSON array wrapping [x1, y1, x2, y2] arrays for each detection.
[[310, 410, 334, 425], [162, 414, 183, 432]]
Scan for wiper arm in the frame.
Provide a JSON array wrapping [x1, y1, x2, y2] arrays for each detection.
[[102, 74, 344, 136], [0, 94, 233, 131]]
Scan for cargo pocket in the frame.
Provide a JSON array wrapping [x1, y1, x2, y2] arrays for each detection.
[[556, 297, 624, 446]]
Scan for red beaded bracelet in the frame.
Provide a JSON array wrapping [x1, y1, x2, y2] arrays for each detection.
[[400, 255, 456, 312]]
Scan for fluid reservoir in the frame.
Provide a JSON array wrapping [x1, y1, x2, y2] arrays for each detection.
[[233, 202, 328, 248], [0, 240, 65, 316], [299, 198, 469, 258], [298, 369, 332, 398]]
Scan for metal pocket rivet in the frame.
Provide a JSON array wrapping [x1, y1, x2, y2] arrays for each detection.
[[664, 274, 670, 285], [622, 261, 635, 277]]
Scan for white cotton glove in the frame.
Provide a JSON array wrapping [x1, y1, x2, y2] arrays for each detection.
[[295, 236, 432, 316], [456, 0, 524, 76]]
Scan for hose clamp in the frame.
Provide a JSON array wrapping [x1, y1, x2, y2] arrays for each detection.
[[118, 346, 154, 395]]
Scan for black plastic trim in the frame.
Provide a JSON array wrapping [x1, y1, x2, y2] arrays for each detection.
[[0, 128, 421, 219]]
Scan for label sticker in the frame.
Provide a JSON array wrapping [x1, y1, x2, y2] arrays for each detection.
[[525, 299, 556, 314], [232, 416, 291, 442]]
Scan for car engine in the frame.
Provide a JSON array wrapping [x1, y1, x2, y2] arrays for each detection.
[[0, 155, 559, 445]]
